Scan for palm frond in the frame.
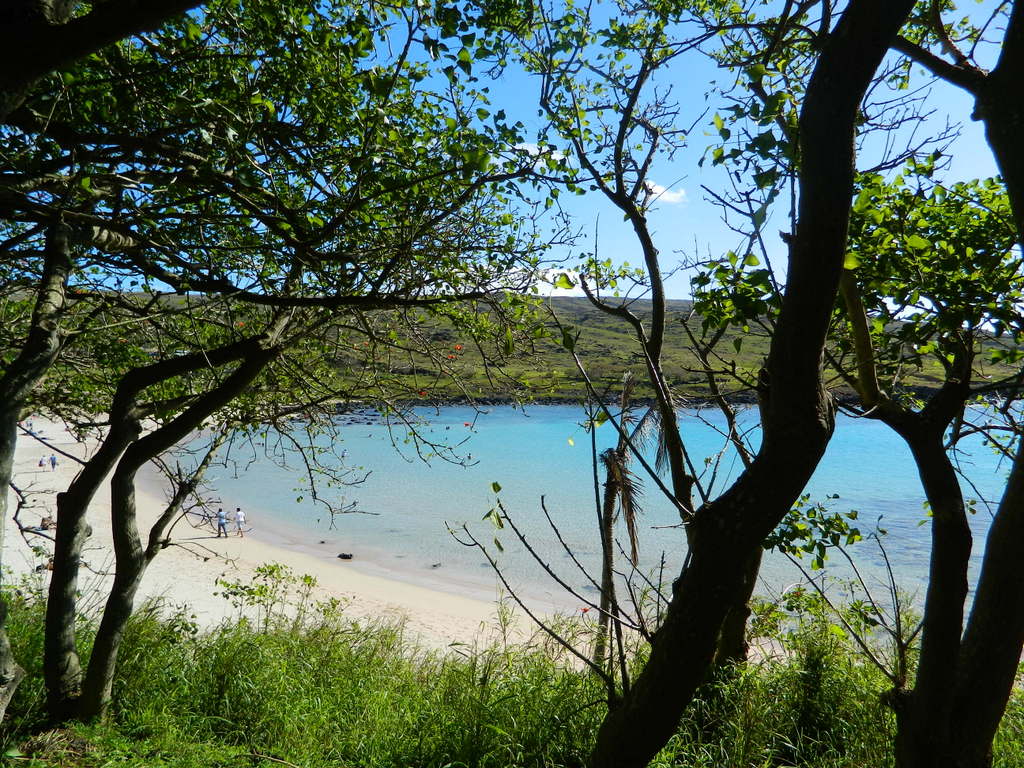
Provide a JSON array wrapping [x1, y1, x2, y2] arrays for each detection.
[[616, 460, 643, 566], [601, 446, 643, 566]]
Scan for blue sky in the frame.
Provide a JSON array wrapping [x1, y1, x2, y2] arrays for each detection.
[[474, 4, 1005, 300]]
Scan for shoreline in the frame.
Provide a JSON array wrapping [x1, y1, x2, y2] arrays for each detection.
[[4, 419, 529, 650]]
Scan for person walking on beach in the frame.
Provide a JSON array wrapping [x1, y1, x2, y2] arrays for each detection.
[[49, 454, 57, 471], [234, 507, 245, 537], [216, 507, 228, 538]]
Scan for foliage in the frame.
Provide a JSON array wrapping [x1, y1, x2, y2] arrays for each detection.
[[0, 0, 560, 424], [836, 162, 1022, 393], [765, 494, 863, 570], [7, 574, 1024, 768]]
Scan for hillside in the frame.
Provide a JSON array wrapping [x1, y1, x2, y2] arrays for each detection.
[[356, 296, 975, 404]]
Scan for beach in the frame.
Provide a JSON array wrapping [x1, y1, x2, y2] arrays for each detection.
[[2, 418, 521, 649]]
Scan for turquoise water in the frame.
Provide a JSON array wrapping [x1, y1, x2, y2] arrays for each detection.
[[202, 405, 1010, 610]]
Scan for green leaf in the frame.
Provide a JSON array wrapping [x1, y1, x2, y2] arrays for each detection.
[[560, 325, 577, 352], [906, 234, 930, 251], [482, 507, 504, 529], [844, 253, 861, 270], [554, 272, 576, 290], [491, 481, 502, 493]]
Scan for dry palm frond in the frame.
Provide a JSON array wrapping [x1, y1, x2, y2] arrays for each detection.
[[600, 447, 643, 566]]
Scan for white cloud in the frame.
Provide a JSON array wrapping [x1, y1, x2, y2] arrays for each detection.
[[645, 182, 687, 204]]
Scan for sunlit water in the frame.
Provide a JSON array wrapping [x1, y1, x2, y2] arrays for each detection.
[[198, 405, 1010, 612]]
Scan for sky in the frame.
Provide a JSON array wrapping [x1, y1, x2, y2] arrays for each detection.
[[472, 3, 1005, 301]]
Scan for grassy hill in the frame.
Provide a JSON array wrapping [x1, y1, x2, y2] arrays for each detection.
[[362, 296, 973, 405]]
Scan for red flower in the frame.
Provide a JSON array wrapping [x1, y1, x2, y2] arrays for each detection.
[[454, 344, 463, 351], [418, 390, 427, 397], [235, 320, 245, 327]]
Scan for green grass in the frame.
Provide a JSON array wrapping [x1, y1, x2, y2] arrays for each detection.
[[4, 577, 1024, 768], [344, 297, 989, 405]]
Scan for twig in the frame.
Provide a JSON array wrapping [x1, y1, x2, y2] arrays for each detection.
[[783, 552, 896, 684], [450, 523, 616, 696]]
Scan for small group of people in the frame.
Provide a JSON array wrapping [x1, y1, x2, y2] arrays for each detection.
[[37, 454, 57, 471], [215, 506, 246, 538]]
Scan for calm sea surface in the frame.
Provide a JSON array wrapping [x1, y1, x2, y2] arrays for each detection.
[[201, 405, 1010, 611]]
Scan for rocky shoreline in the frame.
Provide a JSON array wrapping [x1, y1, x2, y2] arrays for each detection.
[[328, 385, 949, 416]]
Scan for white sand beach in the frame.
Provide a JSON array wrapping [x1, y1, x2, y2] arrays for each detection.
[[2, 418, 524, 649]]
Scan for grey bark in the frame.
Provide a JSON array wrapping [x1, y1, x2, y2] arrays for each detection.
[[0, 223, 73, 720], [713, 548, 762, 667], [593, 452, 620, 669], [40, 331, 282, 720], [44, 416, 140, 719]]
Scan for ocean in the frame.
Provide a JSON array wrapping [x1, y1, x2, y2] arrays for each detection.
[[199, 404, 1010, 612]]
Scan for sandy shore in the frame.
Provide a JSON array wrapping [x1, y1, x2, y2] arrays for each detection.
[[3, 418, 525, 649]]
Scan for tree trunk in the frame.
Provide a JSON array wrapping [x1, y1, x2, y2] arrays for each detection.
[[0, 407, 26, 720], [75, 336, 282, 720], [892, 429, 972, 768], [714, 548, 762, 667], [591, 432, 833, 766], [76, 525, 145, 723], [76, 554, 145, 722], [950, 443, 1024, 768], [940, 7, 1024, 764], [593, 469, 619, 669], [44, 417, 140, 720], [0, 224, 73, 721], [43, 499, 89, 721], [975, 3, 1024, 241], [588, 3, 916, 765]]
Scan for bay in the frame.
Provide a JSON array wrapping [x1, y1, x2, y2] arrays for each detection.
[[202, 405, 1010, 612]]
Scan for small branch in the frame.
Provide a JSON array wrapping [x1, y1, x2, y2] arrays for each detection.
[[891, 35, 986, 94], [450, 523, 616, 696]]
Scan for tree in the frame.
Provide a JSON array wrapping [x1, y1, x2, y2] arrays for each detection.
[[0, 0, 208, 723], [2, 0, 559, 722], [0, 1, 205, 119], [514, 2, 916, 765], [826, 163, 1022, 768], [833, 5, 1024, 765], [656, 4, 1024, 762], [591, 374, 657, 670]]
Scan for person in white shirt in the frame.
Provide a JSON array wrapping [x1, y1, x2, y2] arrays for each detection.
[[234, 507, 246, 537]]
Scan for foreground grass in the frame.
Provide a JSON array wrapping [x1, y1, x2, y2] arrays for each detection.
[[3, 584, 1024, 768]]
